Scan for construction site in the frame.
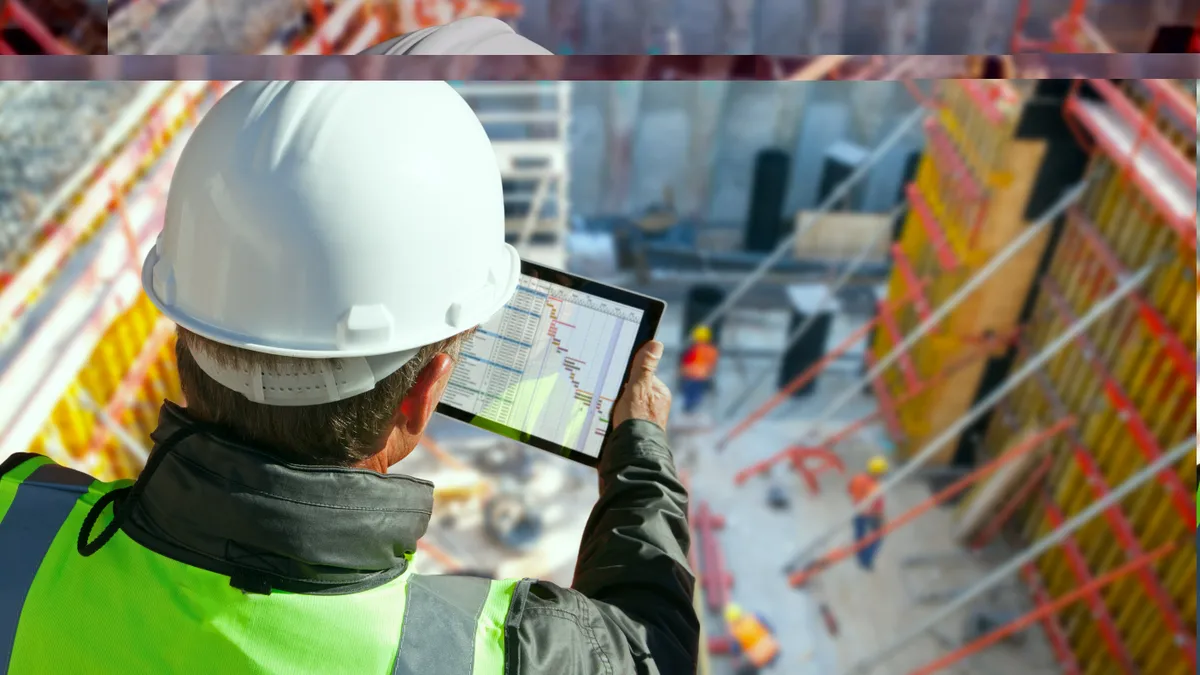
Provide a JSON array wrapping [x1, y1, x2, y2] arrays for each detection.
[[0, 0, 105, 54], [105, 0, 1199, 55], [0, 18, 1196, 675]]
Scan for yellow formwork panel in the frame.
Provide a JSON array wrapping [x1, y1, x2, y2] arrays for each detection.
[[31, 293, 181, 482], [997, 133, 1196, 672], [870, 80, 1031, 459], [936, 80, 1019, 190], [1004, 371, 1187, 675], [877, 80, 1032, 452]]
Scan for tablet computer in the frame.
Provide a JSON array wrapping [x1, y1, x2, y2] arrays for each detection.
[[437, 259, 665, 467]]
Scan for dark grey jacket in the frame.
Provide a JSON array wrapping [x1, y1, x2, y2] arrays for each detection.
[[20, 403, 698, 674]]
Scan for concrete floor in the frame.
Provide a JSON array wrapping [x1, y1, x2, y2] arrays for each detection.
[[406, 280, 1062, 673], [657, 303, 1061, 675]]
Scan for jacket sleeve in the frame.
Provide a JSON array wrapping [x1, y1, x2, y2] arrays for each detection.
[[507, 419, 699, 675]]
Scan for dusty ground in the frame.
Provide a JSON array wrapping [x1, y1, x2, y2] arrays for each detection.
[[408, 279, 1062, 673]]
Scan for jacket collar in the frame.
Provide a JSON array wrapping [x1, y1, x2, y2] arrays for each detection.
[[123, 403, 434, 594]]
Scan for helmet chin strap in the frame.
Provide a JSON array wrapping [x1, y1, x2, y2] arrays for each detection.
[[188, 346, 420, 406]]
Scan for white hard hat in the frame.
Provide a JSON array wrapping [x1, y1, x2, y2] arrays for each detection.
[[360, 17, 552, 55], [142, 81, 520, 406]]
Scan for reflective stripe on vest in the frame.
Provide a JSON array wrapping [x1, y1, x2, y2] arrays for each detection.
[[0, 457, 517, 674], [0, 459, 94, 674], [395, 575, 490, 674]]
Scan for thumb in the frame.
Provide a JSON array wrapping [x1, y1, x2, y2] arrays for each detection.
[[632, 340, 664, 377]]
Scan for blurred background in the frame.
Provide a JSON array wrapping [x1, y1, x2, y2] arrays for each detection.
[[102, 0, 1200, 55], [0, 0, 106, 54], [0, 71, 1195, 674]]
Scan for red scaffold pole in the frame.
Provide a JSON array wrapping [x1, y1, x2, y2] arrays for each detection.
[[907, 541, 1176, 675], [733, 331, 1016, 484], [716, 284, 925, 451]]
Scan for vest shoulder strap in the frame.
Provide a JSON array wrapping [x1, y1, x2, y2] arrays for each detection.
[[0, 458, 520, 675], [0, 456, 99, 671], [394, 574, 518, 675]]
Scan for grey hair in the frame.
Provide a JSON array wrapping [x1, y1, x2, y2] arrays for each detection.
[[174, 326, 467, 465]]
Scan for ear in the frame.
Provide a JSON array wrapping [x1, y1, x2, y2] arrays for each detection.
[[398, 352, 457, 436]]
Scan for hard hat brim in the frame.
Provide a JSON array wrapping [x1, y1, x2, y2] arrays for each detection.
[[141, 239, 521, 360]]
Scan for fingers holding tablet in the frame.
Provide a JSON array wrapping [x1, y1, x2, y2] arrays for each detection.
[[435, 259, 666, 468], [611, 341, 672, 432]]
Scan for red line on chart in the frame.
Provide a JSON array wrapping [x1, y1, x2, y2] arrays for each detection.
[[547, 299, 596, 407]]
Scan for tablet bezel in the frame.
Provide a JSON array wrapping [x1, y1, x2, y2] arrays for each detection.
[[436, 259, 665, 468]]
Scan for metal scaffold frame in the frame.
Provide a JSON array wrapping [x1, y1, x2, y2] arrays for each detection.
[[786, 417, 1078, 588], [787, 255, 1160, 568], [717, 182, 1085, 453], [0, 0, 76, 54], [0, 76, 567, 477], [843, 436, 1195, 675], [0, 81, 212, 465], [707, 75, 1196, 673], [813, 73, 1192, 674], [278, 0, 524, 55], [453, 81, 573, 270]]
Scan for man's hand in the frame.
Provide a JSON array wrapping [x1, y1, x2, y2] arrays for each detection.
[[611, 340, 671, 431]]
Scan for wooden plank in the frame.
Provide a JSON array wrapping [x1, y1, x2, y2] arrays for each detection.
[[792, 211, 892, 261]]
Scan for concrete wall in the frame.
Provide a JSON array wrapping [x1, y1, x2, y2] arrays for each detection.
[[567, 81, 922, 220]]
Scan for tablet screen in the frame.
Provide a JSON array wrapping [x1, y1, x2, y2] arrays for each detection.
[[438, 262, 663, 466]]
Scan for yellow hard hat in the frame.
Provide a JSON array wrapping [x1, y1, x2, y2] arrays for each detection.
[[867, 456, 889, 475], [691, 325, 713, 343], [723, 603, 743, 623]]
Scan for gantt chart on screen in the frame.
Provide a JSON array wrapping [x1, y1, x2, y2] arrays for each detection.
[[443, 276, 644, 458]]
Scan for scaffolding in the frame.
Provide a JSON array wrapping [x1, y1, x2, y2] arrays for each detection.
[[0, 79, 571, 483], [453, 82, 573, 271], [712, 77, 1196, 673], [107, 0, 523, 55], [0, 72, 1195, 675], [276, 0, 524, 55], [864, 78, 1196, 673], [0, 0, 103, 54], [1012, 0, 1199, 54], [981, 76, 1197, 674]]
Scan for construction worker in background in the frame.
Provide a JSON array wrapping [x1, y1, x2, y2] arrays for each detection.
[[848, 455, 889, 571], [0, 82, 698, 674], [679, 324, 719, 415], [723, 603, 781, 674]]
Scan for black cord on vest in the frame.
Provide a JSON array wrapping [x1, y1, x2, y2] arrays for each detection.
[[77, 426, 200, 557]]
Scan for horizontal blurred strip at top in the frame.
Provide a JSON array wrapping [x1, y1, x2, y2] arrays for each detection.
[[0, 53, 1197, 81]]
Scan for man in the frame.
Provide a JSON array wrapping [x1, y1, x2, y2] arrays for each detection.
[[679, 325, 719, 414], [0, 82, 697, 674], [848, 455, 889, 571], [723, 603, 780, 674]]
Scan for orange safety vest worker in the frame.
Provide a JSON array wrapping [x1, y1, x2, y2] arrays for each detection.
[[681, 342, 719, 380], [848, 473, 885, 516], [727, 610, 780, 667]]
